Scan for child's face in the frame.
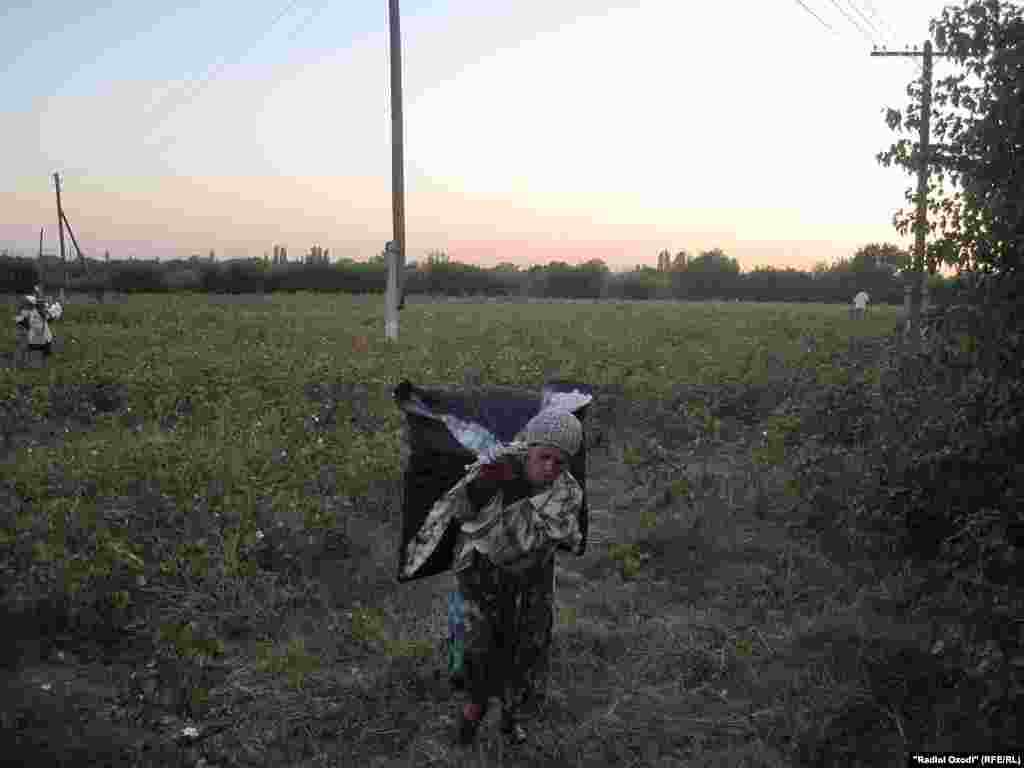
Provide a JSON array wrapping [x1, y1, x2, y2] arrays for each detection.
[[525, 445, 568, 489]]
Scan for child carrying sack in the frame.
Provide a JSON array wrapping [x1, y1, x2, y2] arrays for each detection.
[[393, 379, 593, 683]]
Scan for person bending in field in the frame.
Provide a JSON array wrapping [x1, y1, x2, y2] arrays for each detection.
[[402, 409, 584, 746], [851, 290, 870, 320], [14, 293, 55, 366]]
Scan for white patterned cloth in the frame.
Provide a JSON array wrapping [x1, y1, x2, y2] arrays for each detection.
[[401, 442, 583, 579], [15, 305, 54, 345]]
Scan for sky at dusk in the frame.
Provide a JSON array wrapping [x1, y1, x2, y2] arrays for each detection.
[[1, 0, 963, 272]]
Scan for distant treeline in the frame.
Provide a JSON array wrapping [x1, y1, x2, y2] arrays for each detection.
[[0, 244, 961, 305]]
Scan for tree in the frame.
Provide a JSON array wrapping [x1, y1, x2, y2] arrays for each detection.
[[851, 242, 911, 274], [878, 0, 1024, 280], [870, 6, 1024, 745], [657, 249, 671, 272], [681, 249, 740, 299], [687, 248, 739, 275]]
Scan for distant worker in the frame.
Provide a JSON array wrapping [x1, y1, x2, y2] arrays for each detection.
[[851, 290, 870, 320], [14, 293, 57, 367]]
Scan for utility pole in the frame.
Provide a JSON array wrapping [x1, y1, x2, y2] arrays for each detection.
[[871, 41, 949, 348], [386, 0, 406, 341], [53, 172, 67, 299], [61, 210, 87, 269], [38, 227, 44, 292]]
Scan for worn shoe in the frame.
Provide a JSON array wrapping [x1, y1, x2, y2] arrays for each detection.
[[455, 702, 485, 747]]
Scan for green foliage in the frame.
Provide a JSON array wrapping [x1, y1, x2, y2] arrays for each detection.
[[753, 413, 802, 467], [668, 476, 693, 501], [383, 637, 434, 659], [160, 620, 225, 662], [621, 443, 643, 466], [346, 604, 432, 659], [256, 636, 319, 689], [638, 507, 658, 531], [685, 400, 721, 438], [350, 606, 387, 646], [608, 542, 643, 580]]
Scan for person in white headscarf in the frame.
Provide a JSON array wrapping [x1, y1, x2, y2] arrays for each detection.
[[14, 293, 55, 364], [403, 408, 584, 747]]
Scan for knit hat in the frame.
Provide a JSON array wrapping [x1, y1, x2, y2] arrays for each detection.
[[521, 409, 582, 457]]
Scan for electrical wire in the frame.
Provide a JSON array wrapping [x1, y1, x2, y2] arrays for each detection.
[[793, 0, 836, 34], [826, 0, 875, 43], [283, 0, 332, 50], [844, 0, 887, 45], [859, 0, 899, 43], [144, 0, 305, 126], [142, 0, 309, 151]]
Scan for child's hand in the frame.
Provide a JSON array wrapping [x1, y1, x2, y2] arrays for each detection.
[[477, 460, 518, 484]]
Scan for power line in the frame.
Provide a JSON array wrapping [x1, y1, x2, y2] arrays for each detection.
[[283, 0, 332, 48], [844, 0, 886, 44], [793, 0, 835, 33], [143, 0, 308, 150], [859, 0, 899, 42], [144, 0, 305, 124], [826, 0, 875, 43]]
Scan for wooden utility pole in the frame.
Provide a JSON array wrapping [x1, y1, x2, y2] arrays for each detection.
[[872, 41, 949, 348], [61, 210, 87, 268], [386, 0, 406, 341]]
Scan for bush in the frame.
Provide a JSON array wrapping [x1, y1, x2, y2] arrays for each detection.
[[201, 261, 266, 294], [110, 262, 167, 293], [0, 255, 39, 294], [790, 286, 1023, 752], [161, 268, 202, 292]]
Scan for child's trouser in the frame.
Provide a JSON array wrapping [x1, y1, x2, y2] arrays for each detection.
[[450, 553, 555, 723]]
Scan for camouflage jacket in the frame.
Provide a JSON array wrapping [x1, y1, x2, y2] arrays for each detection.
[[402, 443, 583, 580]]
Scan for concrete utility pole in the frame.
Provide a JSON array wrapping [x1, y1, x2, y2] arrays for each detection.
[[37, 227, 44, 291], [386, 0, 406, 341], [53, 172, 68, 300], [872, 41, 949, 348]]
